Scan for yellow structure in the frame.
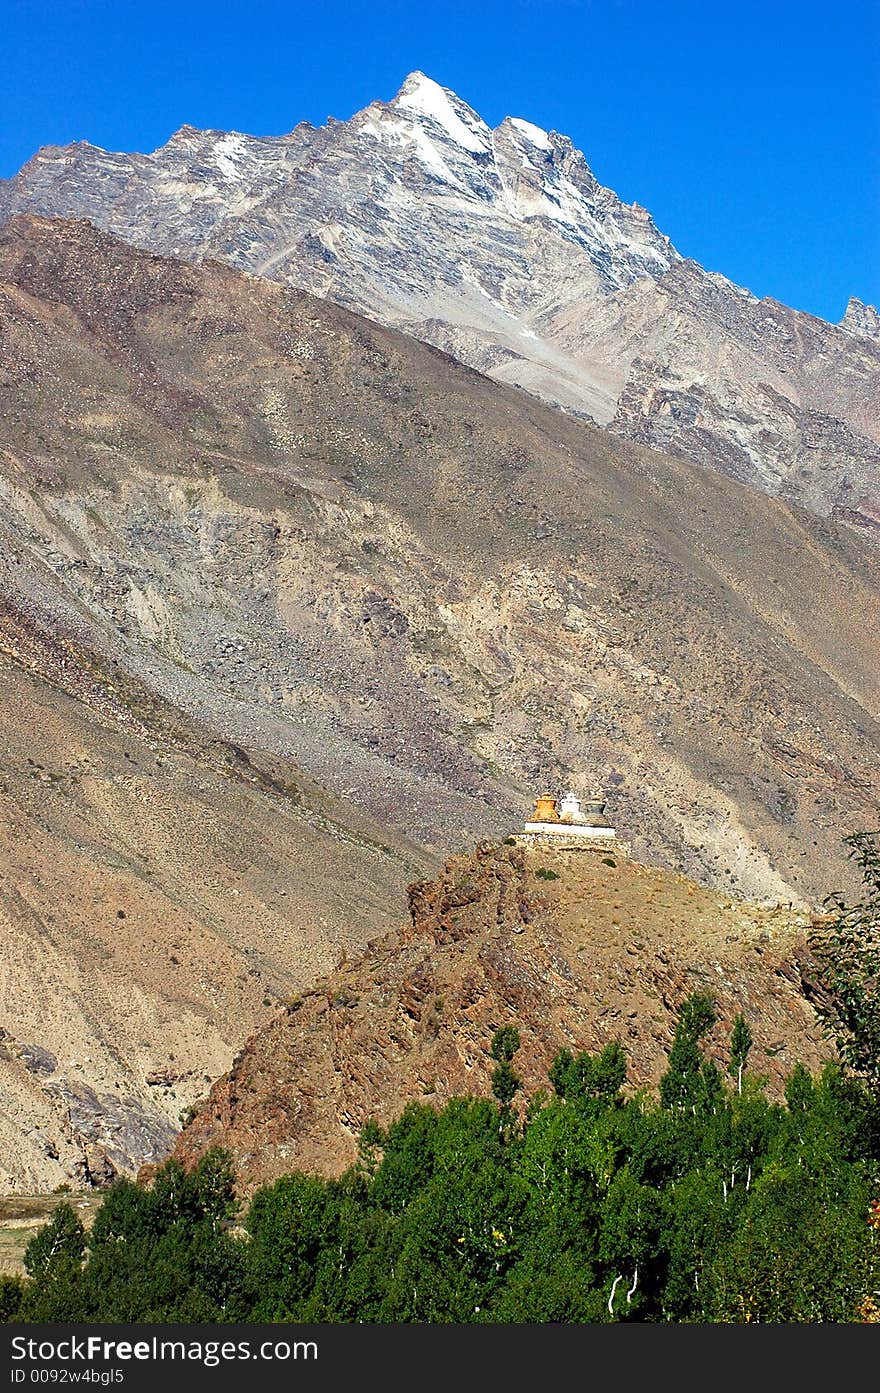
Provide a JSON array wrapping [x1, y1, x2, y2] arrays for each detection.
[[531, 793, 559, 822]]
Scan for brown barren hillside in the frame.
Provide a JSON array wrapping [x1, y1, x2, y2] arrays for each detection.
[[175, 841, 833, 1191], [1, 215, 878, 906], [0, 597, 420, 1191], [0, 214, 878, 1189]]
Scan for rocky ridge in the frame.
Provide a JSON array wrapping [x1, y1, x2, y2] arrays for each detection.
[[842, 297, 880, 341], [174, 839, 833, 1191], [2, 72, 877, 522]]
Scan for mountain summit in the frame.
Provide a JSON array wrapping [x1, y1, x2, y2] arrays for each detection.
[[841, 295, 880, 341], [390, 70, 495, 149], [3, 72, 877, 522]]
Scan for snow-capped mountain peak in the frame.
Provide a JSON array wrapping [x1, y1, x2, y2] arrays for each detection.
[[391, 71, 492, 153], [1, 70, 877, 521], [507, 116, 553, 151]]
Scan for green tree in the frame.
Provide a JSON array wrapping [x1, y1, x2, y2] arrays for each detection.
[[728, 1013, 753, 1094], [18, 1150, 249, 1323], [0, 1274, 24, 1322], [19, 1202, 88, 1322], [23, 1201, 85, 1279], [662, 1169, 732, 1320], [706, 1168, 877, 1322], [549, 1043, 627, 1106], [490, 1027, 522, 1126], [811, 830, 880, 1092], [247, 1173, 334, 1319], [660, 993, 718, 1112], [599, 1168, 666, 1318], [785, 1062, 815, 1113], [490, 1026, 521, 1065]]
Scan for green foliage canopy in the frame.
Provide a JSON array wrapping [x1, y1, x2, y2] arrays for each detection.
[[11, 994, 880, 1324]]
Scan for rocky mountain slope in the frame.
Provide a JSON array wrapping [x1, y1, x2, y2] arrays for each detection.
[[174, 839, 833, 1190], [2, 72, 877, 523], [0, 595, 420, 1192], [4, 214, 879, 904], [1, 214, 879, 1188]]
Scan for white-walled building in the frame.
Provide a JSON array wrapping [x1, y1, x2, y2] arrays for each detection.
[[517, 789, 622, 849]]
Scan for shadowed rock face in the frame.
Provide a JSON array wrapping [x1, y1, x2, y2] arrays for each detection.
[[174, 841, 833, 1191], [0, 215, 878, 1187], [2, 72, 877, 522]]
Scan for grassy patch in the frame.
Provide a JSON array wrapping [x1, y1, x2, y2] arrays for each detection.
[[0, 1195, 103, 1277]]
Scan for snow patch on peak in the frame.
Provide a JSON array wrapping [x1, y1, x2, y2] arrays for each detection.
[[393, 71, 490, 153], [212, 134, 251, 182], [358, 114, 465, 188], [508, 117, 552, 151]]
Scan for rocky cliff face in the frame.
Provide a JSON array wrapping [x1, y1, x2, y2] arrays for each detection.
[[612, 362, 880, 522], [174, 840, 833, 1190], [841, 297, 880, 341], [2, 72, 877, 522]]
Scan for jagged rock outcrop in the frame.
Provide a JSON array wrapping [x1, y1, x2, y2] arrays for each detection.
[[2, 72, 877, 521], [841, 296, 880, 341], [174, 841, 833, 1190], [612, 363, 880, 520]]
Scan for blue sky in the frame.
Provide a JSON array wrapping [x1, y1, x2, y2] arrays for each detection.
[[1, 0, 877, 322]]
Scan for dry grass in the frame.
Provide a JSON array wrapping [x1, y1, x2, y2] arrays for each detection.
[[0, 1193, 103, 1276]]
